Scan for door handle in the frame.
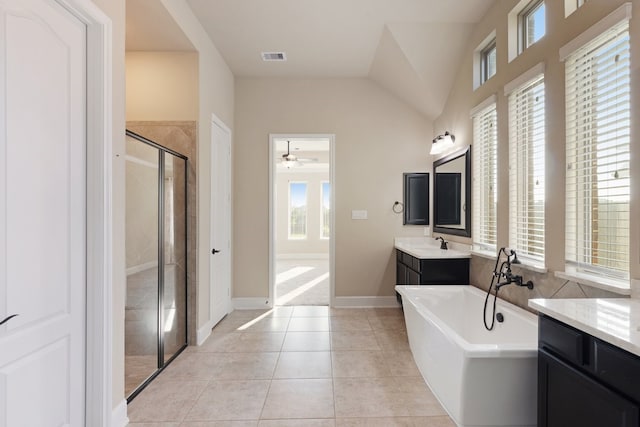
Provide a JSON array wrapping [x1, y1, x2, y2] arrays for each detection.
[[211, 248, 221, 255], [0, 314, 18, 326]]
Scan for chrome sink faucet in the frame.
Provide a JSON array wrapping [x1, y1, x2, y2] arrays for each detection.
[[435, 236, 448, 250]]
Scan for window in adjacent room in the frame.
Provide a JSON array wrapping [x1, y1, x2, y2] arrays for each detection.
[[288, 181, 307, 239], [564, 17, 630, 280], [481, 39, 497, 84], [471, 98, 498, 253], [320, 181, 330, 239], [506, 65, 545, 264], [520, 0, 545, 52]]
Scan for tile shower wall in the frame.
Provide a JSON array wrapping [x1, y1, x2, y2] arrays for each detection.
[[470, 255, 625, 313], [127, 121, 198, 344]]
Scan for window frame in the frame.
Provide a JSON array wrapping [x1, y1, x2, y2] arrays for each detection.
[[480, 39, 497, 84], [519, 0, 545, 52], [565, 0, 588, 18], [288, 181, 308, 240], [320, 181, 330, 240], [563, 18, 631, 280]]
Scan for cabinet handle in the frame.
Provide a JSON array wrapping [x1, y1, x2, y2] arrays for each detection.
[[211, 248, 221, 255], [0, 314, 19, 326]]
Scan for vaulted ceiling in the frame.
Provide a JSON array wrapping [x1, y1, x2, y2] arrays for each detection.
[[127, 0, 494, 120]]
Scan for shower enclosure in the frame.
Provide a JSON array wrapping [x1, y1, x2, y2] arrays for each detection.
[[125, 130, 188, 400]]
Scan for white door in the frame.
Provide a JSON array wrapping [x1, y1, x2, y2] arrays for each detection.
[[0, 0, 86, 425], [210, 117, 232, 326]]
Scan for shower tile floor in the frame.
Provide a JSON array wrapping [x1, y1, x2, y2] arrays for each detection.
[[127, 306, 456, 426], [126, 265, 186, 397]]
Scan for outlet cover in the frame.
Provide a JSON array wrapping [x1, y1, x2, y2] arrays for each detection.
[[352, 210, 368, 220]]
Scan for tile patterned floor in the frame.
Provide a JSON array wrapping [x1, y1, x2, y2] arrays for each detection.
[[127, 306, 455, 426], [275, 260, 329, 306]]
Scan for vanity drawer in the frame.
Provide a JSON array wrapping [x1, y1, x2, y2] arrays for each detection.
[[593, 339, 640, 403], [411, 257, 421, 272], [401, 251, 413, 267], [539, 315, 588, 366]]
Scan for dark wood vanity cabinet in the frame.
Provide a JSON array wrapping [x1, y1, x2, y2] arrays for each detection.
[[538, 315, 640, 427], [395, 250, 469, 286]]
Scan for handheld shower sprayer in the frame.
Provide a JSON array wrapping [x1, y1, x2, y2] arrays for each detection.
[[483, 247, 534, 331]]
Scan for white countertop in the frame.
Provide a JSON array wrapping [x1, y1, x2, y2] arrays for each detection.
[[394, 237, 471, 260], [529, 298, 640, 357]]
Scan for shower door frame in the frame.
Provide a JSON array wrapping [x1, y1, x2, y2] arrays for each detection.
[[125, 130, 189, 402]]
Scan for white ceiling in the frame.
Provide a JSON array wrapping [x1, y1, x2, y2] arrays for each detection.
[[127, 0, 495, 119]]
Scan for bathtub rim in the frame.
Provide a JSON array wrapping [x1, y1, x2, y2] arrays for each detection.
[[396, 285, 538, 358]]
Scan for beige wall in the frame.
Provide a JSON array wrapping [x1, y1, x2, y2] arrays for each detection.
[[126, 52, 199, 121], [433, 0, 640, 304], [234, 77, 433, 299], [276, 168, 330, 256], [159, 0, 235, 329]]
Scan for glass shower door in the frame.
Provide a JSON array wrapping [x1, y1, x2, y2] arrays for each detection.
[[162, 152, 187, 363], [124, 135, 159, 397], [125, 130, 189, 400]]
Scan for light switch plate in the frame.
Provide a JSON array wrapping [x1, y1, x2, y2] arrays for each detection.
[[352, 210, 368, 220]]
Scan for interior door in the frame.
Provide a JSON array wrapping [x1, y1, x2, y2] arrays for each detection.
[[210, 118, 232, 327], [0, 0, 86, 425]]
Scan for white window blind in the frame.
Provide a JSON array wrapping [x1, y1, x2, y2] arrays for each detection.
[[508, 74, 545, 262], [472, 102, 498, 251], [565, 20, 630, 278]]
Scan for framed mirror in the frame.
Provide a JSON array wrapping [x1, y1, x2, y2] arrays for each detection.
[[433, 147, 471, 237]]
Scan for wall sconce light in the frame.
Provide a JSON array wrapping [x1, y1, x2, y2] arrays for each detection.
[[430, 131, 455, 155]]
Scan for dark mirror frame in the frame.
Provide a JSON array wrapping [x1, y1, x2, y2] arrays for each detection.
[[433, 147, 471, 237]]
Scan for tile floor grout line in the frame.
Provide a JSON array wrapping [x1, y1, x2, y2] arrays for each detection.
[[129, 305, 454, 426]]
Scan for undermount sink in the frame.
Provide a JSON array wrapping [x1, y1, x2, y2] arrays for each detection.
[[394, 239, 471, 260]]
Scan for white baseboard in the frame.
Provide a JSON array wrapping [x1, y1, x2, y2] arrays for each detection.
[[196, 319, 215, 346], [276, 253, 329, 260], [333, 296, 400, 308], [112, 399, 129, 427], [126, 261, 157, 276], [232, 297, 272, 310]]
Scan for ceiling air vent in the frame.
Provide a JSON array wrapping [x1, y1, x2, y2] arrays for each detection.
[[261, 52, 287, 61]]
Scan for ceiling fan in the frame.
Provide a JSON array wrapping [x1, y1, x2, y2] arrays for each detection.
[[280, 141, 318, 168]]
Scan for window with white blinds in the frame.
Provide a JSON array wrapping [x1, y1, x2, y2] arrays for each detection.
[[508, 74, 545, 262], [472, 102, 497, 252], [564, 20, 630, 279], [288, 182, 307, 239]]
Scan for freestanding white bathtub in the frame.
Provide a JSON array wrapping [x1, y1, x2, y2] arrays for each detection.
[[396, 285, 538, 427]]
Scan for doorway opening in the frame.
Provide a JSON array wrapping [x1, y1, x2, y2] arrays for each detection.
[[270, 135, 335, 306]]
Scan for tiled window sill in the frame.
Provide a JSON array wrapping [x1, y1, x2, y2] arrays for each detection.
[[512, 261, 547, 274], [470, 249, 497, 260], [471, 250, 547, 274], [555, 271, 631, 296]]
